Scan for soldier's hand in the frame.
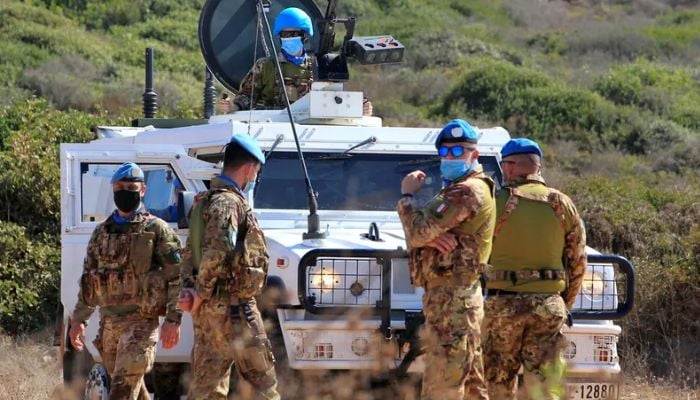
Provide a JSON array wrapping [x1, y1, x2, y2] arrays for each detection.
[[401, 170, 426, 195], [362, 98, 373, 117], [218, 98, 239, 114], [177, 288, 195, 312], [190, 290, 204, 316], [69, 320, 86, 352], [426, 233, 458, 254], [160, 321, 181, 350]]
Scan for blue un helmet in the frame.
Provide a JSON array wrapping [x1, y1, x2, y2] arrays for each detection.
[[229, 133, 266, 165], [434, 119, 480, 149], [500, 138, 543, 158], [110, 162, 144, 184], [273, 7, 314, 37]]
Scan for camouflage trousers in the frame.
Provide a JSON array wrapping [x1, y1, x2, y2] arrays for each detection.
[[94, 313, 159, 400], [420, 276, 488, 400], [188, 298, 279, 400], [482, 294, 568, 400]]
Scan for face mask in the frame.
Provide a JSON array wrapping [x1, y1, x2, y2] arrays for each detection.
[[244, 180, 256, 193], [113, 189, 141, 213], [440, 159, 478, 180], [281, 37, 304, 57]]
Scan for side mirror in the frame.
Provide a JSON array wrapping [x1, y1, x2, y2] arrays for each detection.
[[177, 191, 197, 229]]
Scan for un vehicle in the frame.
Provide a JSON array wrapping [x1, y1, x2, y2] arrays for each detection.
[[58, 0, 635, 398]]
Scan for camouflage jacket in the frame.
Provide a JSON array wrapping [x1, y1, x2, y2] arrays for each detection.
[[233, 53, 313, 110], [181, 175, 269, 302], [73, 210, 182, 324], [496, 175, 587, 309], [397, 166, 496, 287]]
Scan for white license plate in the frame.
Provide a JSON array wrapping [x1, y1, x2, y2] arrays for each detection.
[[566, 383, 619, 400]]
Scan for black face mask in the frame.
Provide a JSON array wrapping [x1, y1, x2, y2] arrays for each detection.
[[114, 190, 141, 213]]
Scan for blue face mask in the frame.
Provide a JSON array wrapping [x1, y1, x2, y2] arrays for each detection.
[[440, 159, 477, 181], [281, 37, 304, 57], [245, 180, 256, 193]]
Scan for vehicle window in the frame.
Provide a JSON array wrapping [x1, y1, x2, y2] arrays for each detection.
[[196, 152, 501, 211], [79, 163, 182, 222]]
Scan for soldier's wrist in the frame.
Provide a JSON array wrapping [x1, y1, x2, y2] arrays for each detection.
[[401, 193, 414, 198], [165, 314, 182, 325]]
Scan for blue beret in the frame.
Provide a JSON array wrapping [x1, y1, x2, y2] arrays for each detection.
[[230, 133, 266, 165], [111, 162, 144, 184], [435, 119, 479, 148], [501, 138, 543, 158]]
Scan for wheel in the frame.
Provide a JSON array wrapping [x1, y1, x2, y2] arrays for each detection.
[[84, 363, 110, 400]]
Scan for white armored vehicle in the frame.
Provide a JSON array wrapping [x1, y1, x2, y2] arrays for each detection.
[[59, 0, 635, 398]]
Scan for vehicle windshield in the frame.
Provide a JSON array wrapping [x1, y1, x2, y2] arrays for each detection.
[[248, 152, 502, 211]]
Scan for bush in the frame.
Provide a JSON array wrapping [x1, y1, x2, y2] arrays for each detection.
[[550, 163, 700, 383], [594, 61, 700, 129], [0, 99, 102, 235], [21, 56, 101, 111], [0, 222, 60, 335], [566, 23, 658, 61]]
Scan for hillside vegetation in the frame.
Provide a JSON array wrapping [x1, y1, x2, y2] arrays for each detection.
[[0, 0, 698, 387]]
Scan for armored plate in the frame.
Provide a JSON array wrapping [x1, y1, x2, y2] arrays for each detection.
[[199, 0, 324, 92]]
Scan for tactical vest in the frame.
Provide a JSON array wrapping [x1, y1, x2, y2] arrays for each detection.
[[189, 187, 269, 300], [260, 55, 312, 108], [79, 214, 168, 316], [409, 173, 496, 287], [486, 182, 567, 293]]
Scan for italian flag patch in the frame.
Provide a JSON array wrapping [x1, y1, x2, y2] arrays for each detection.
[[435, 202, 449, 216]]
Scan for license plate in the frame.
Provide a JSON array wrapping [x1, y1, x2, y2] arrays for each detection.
[[566, 383, 619, 400]]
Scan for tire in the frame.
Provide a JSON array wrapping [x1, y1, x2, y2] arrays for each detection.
[[84, 363, 110, 400]]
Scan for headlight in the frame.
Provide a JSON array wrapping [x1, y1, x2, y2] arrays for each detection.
[[581, 271, 605, 300]]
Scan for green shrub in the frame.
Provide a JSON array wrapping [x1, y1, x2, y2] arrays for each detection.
[[0, 222, 60, 335], [594, 61, 700, 129], [0, 99, 101, 235]]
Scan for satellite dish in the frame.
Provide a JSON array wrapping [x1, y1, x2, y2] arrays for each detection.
[[199, 0, 324, 93]]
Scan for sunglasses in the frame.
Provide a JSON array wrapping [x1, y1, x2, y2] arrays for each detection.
[[279, 31, 304, 38], [438, 145, 476, 158]]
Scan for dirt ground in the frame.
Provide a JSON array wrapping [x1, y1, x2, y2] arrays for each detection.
[[0, 332, 697, 400]]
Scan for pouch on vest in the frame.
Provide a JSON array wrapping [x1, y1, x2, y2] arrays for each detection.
[[80, 272, 97, 307], [230, 212, 269, 299], [89, 270, 105, 305], [130, 231, 155, 274], [123, 268, 138, 298], [139, 270, 168, 317], [106, 270, 123, 304]]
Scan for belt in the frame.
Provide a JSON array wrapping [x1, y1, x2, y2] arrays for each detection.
[[486, 289, 520, 296], [487, 269, 565, 284]]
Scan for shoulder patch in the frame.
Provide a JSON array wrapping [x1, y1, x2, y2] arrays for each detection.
[[433, 202, 450, 217]]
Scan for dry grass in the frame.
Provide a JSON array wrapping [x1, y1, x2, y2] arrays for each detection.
[[0, 331, 698, 399], [621, 377, 700, 400], [0, 330, 61, 400]]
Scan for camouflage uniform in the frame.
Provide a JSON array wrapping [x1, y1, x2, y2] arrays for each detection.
[[182, 175, 279, 400], [232, 54, 313, 110], [397, 166, 496, 400], [482, 174, 587, 400], [73, 210, 182, 400]]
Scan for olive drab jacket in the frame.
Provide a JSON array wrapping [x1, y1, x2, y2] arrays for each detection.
[[73, 210, 182, 324], [397, 166, 497, 287], [233, 54, 313, 110], [180, 176, 269, 302], [486, 174, 587, 309]]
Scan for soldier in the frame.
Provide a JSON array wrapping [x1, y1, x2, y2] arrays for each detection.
[[69, 162, 183, 400], [482, 138, 587, 399], [179, 134, 279, 400], [397, 119, 495, 400], [219, 7, 372, 116]]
